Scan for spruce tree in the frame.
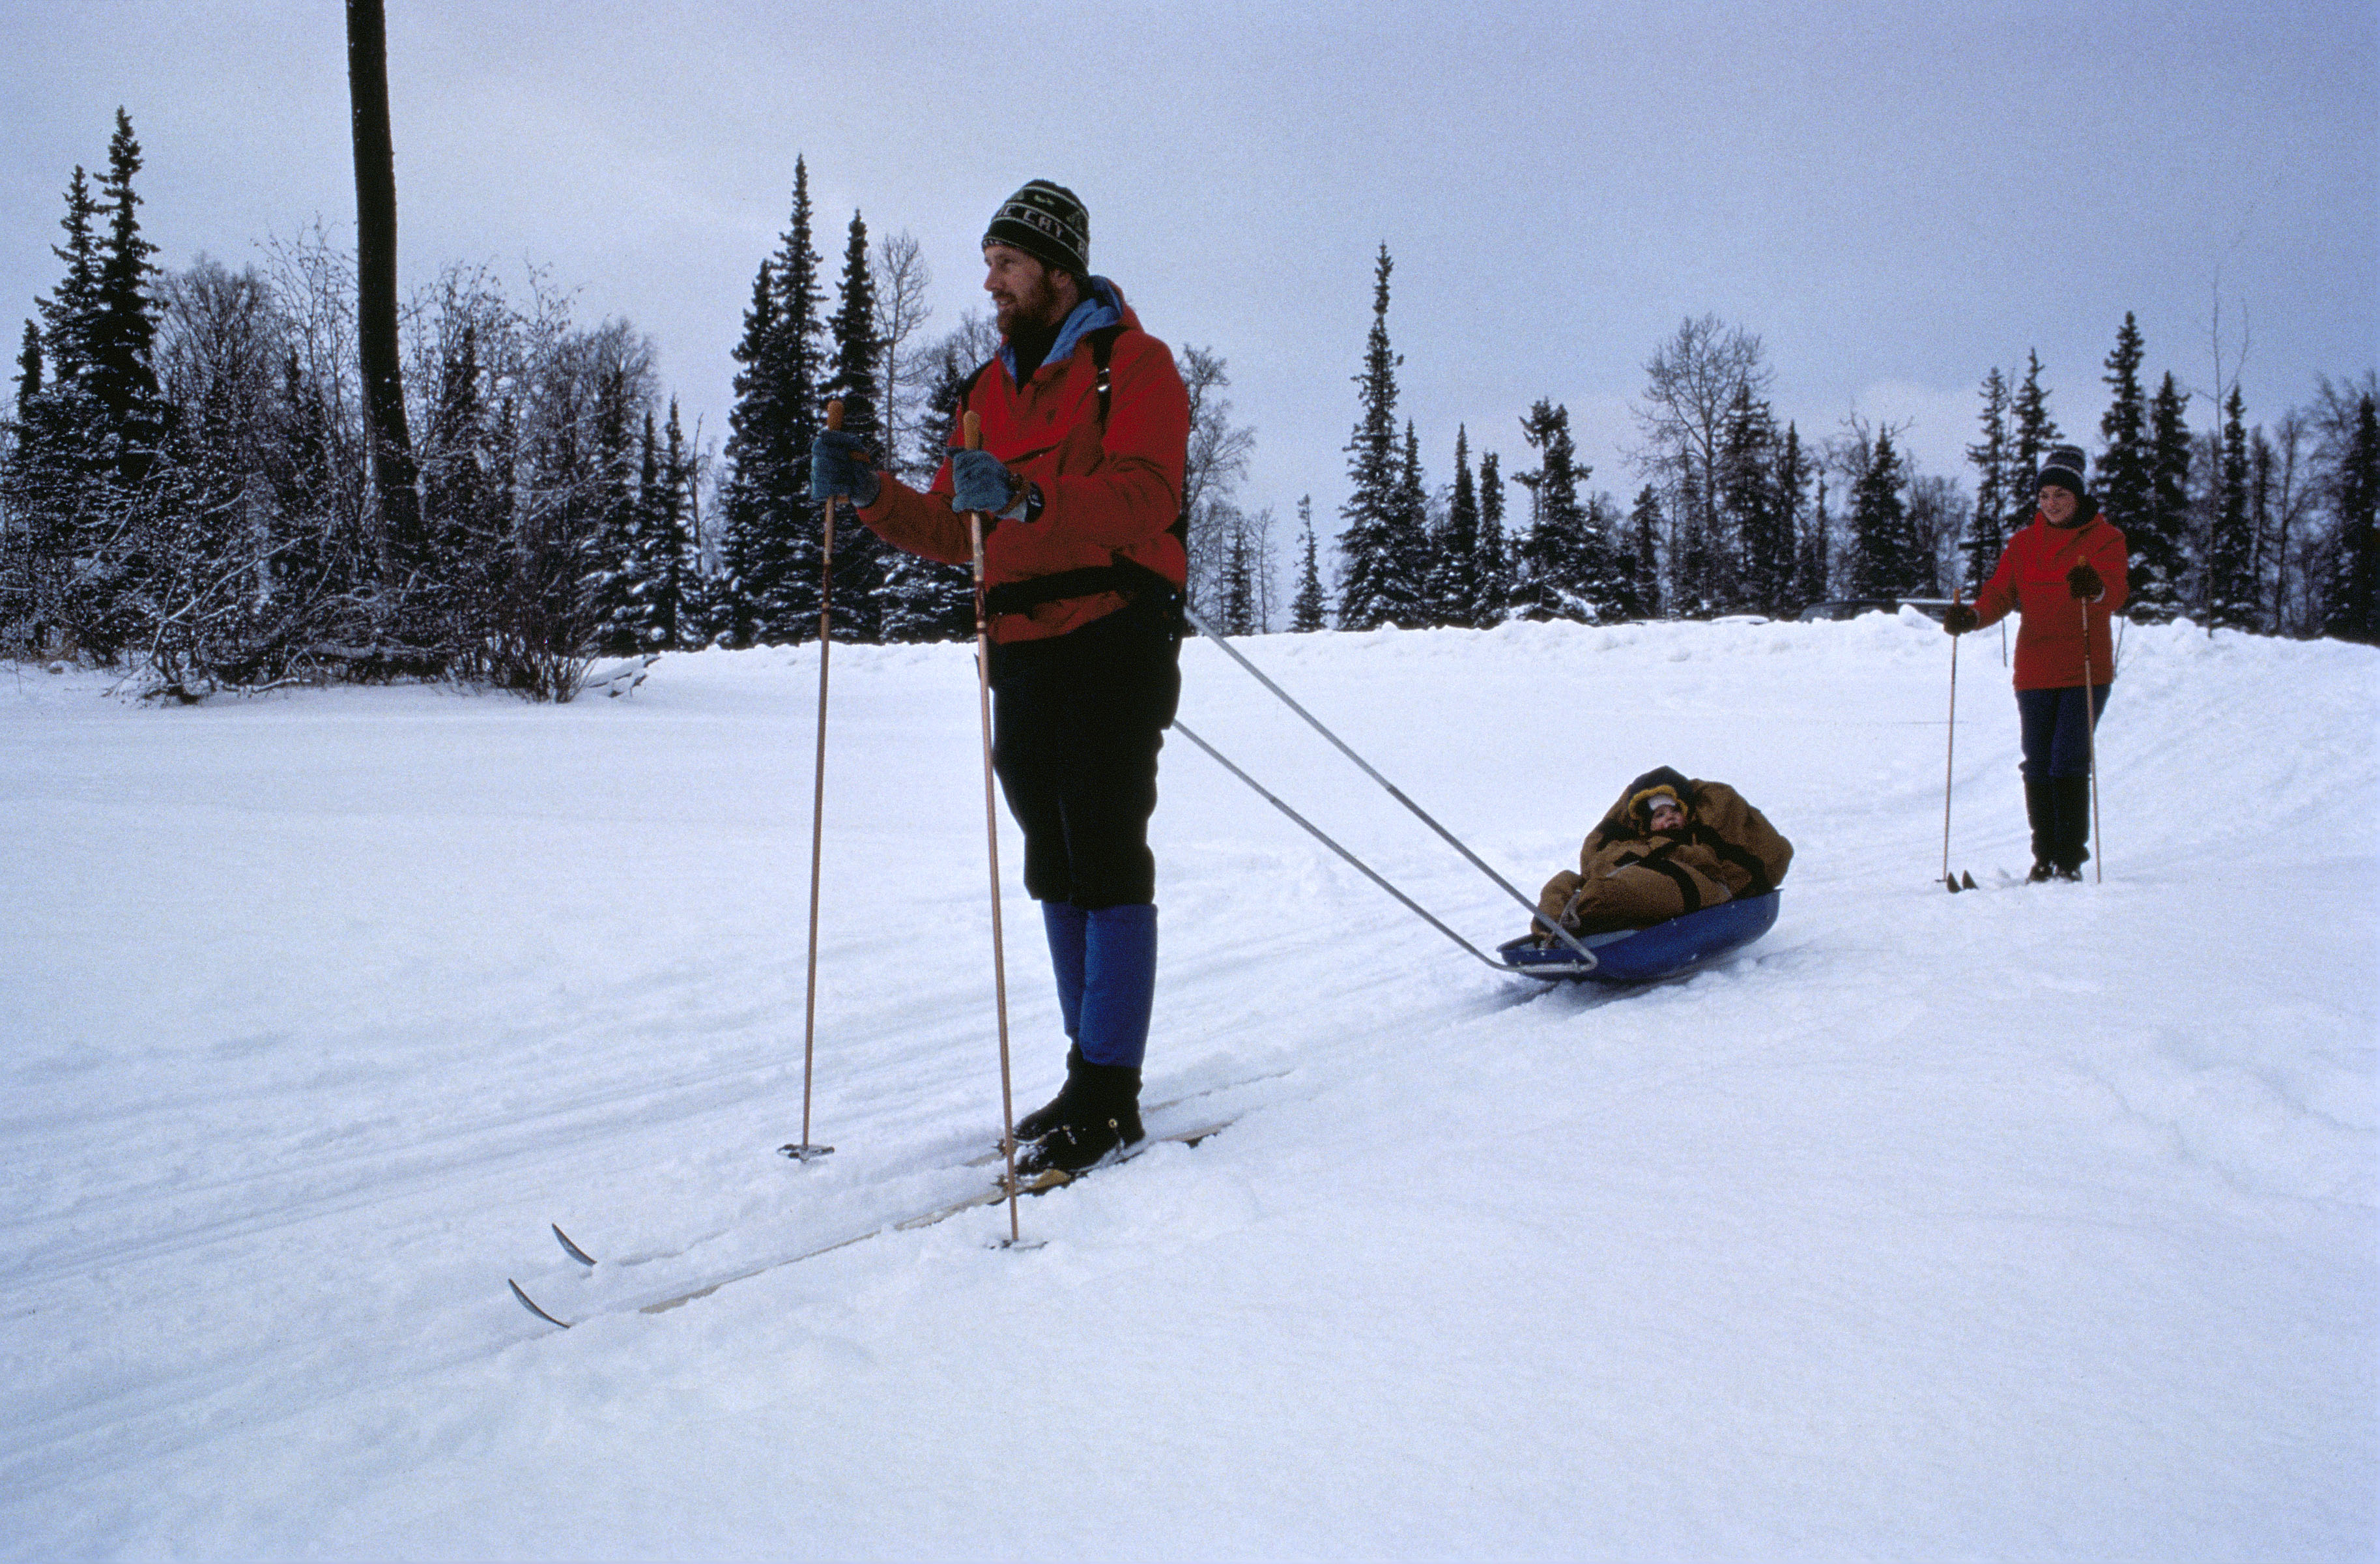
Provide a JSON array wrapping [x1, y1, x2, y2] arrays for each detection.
[[826, 209, 887, 642], [1796, 476, 1831, 606], [1721, 385, 1790, 615], [1963, 367, 2012, 594], [1386, 420, 1432, 624], [1771, 425, 1808, 613], [653, 399, 696, 649], [1626, 486, 1665, 621], [718, 160, 827, 646], [1511, 400, 1609, 621], [1289, 495, 1328, 631], [1433, 427, 1482, 627], [1219, 525, 1255, 635], [2134, 371, 2193, 620], [2320, 392, 2379, 644], [2097, 314, 2150, 530], [1848, 429, 1921, 598], [2009, 350, 2060, 522], [88, 110, 165, 480], [1475, 450, 1510, 624], [2204, 386, 2256, 631], [1334, 246, 1414, 630], [1671, 469, 1712, 616]]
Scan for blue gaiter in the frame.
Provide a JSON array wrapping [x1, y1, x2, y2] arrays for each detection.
[[1041, 900, 1087, 1043], [1079, 903, 1158, 1069]]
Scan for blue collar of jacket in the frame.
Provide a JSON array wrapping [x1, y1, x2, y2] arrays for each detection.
[[997, 276, 1123, 383]]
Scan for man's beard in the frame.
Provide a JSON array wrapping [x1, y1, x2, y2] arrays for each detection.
[[994, 272, 1062, 337]]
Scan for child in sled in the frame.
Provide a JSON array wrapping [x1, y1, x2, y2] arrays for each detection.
[[1532, 767, 1793, 942]]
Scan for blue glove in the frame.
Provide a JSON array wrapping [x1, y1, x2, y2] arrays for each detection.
[[951, 449, 1021, 516], [809, 429, 879, 507]]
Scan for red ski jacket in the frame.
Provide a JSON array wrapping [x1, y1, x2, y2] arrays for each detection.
[[852, 281, 1189, 644], [1971, 512, 2130, 689]]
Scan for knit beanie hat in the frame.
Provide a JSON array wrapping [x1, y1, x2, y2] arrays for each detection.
[[2036, 444, 2089, 504], [983, 180, 1089, 279]]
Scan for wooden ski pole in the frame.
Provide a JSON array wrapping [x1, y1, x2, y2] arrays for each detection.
[[962, 411, 1025, 1245], [1942, 588, 1962, 891], [2079, 596, 2103, 884], [784, 400, 844, 1163]]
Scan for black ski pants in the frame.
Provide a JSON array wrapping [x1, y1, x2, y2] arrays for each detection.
[[987, 596, 1181, 910]]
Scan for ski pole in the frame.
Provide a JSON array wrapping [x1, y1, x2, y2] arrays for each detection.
[[783, 400, 844, 1163], [1942, 588, 1962, 891], [2079, 596, 2103, 884], [962, 411, 1024, 1246]]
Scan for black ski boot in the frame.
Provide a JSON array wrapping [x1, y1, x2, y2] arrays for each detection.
[[1013, 1045, 1087, 1145], [2024, 777, 2059, 882], [1015, 1060, 1143, 1175], [2050, 774, 2092, 880]]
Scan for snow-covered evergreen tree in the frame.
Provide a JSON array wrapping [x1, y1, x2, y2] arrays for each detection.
[[1475, 450, 1510, 624], [717, 160, 826, 646], [825, 209, 889, 643], [2204, 386, 2257, 631], [1289, 495, 1328, 632], [1722, 386, 1792, 615], [1431, 427, 1482, 627], [1335, 247, 1422, 630], [1626, 485, 1665, 620], [2319, 391, 2379, 644], [2009, 350, 2060, 524], [1510, 399, 1614, 621], [2097, 315, 2151, 536], [2134, 371, 2193, 622], [1962, 367, 2013, 594], [1848, 428, 1923, 598]]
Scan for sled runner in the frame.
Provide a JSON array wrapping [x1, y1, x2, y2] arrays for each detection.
[[1493, 890, 1781, 983]]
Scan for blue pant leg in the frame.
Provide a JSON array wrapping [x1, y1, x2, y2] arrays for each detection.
[[1079, 903, 1157, 1069], [2018, 684, 2114, 780], [1041, 901, 1087, 1043], [2048, 684, 2112, 777]]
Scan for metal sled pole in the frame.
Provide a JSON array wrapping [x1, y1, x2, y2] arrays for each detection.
[[1171, 722, 1529, 971], [1177, 607, 1600, 966]]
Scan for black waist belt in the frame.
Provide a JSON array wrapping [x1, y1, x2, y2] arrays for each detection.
[[984, 560, 1179, 618]]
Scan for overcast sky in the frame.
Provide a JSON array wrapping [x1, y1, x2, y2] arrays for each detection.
[[7, 0, 2375, 545]]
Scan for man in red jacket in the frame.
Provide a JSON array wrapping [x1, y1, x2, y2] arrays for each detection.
[[810, 181, 1191, 1171], [1944, 443, 2129, 880]]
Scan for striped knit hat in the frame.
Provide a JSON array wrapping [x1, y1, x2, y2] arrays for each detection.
[[2036, 444, 2089, 502], [983, 180, 1088, 278]]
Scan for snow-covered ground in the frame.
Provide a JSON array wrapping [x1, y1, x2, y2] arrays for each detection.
[[3, 613, 2373, 1561]]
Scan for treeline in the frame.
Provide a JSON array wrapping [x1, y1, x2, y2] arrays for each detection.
[[1326, 248, 2379, 643], [7, 118, 2374, 695]]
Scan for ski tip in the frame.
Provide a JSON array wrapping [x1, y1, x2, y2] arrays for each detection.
[[1961, 871, 1978, 890], [778, 1142, 835, 1163], [509, 1279, 571, 1329], [551, 1224, 597, 1267]]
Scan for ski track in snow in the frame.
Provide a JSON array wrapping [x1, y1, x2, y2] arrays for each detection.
[[1, 615, 2373, 1561]]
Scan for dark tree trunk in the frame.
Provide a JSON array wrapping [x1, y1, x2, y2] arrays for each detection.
[[347, 0, 422, 583]]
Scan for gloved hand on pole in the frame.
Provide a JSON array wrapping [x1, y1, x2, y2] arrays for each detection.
[[809, 429, 879, 508], [952, 448, 1035, 521]]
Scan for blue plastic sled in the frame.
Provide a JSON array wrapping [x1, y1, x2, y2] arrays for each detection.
[[1495, 891, 1781, 983]]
